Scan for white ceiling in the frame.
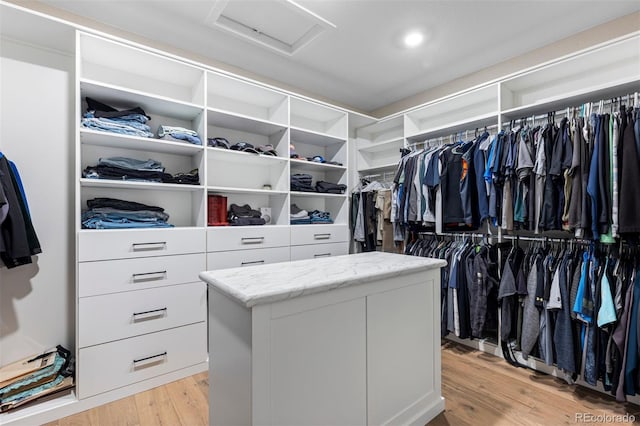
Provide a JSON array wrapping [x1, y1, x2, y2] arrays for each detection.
[[38, 0, 640, 113]]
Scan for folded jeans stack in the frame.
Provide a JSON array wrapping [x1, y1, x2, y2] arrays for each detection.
[[157, 125, 202, 145], [81, 197, 173, 229], [291, 173, 314, 192], [81, 97, 153, 138], [290, 203, 311, 225], [228, 204, 266, 226], [82, 156, 200, 185]]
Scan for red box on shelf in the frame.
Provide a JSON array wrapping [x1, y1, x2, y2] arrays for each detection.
[[207, 195, 228, 226]]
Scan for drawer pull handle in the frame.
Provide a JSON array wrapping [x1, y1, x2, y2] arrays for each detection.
[[314, 233, 331, 240], [241, 260, 265, 266], [132, 271, 167, 281], [314, 253, 331, 258], [133, 351, 167, 365], [133, 307, 167, 317], [132, 242, 167, 251], [241, 237, 265, 244]]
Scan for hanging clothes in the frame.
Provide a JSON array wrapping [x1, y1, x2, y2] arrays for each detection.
[[0, 153, 42, 268]]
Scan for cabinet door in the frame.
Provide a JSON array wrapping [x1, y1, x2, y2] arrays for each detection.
[[268, 298, 366, 425], [366, 276, 440, 425]]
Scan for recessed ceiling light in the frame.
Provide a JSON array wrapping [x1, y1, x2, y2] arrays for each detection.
[[403, 31, 424, 48]]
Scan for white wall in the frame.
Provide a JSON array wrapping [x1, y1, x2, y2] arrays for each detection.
[[0, 38, 74, 364]]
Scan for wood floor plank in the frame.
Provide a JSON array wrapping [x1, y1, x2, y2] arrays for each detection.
[[164, 375, 208, 426], [36, 342, 640, 425], [133, 384, 181, 426]]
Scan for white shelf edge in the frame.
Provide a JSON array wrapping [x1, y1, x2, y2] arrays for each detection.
[[207, 186, 288, 195], [79, 178, 204, 191], [206, 224, 291, 230], [290, 126, 347, 143], [357, 163, 399, 173], [405, 112, 499, 141], [77, 226, 206, 233], [79, 78, 204, 110], [206, 147, 288, 163], [206, 107, 288, 129], [357, 137, 405, 153], [290, 191, 347, 198], [289, 159, 347, 170], [80, 128, 204, 154]]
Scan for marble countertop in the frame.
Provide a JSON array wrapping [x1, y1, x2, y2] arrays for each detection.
[[199, 251, 446, 308]]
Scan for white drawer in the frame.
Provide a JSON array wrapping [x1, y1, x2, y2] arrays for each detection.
[[207, 246, 290, 270], [78, 322, 207, 399], [79, 253, 205, 297], [290, 242, 349, 261], [290, 224, 349, 246], [79, 282, 206, 348], [207, 226, 290, 252], [78, 228, 205, 262]]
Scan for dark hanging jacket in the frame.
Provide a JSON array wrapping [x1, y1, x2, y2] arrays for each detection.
[[618, 107, 640, 233], [0, 154, 42, 268]]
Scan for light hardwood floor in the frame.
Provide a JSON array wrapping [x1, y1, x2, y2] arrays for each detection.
[[44, 341, 640, 426]]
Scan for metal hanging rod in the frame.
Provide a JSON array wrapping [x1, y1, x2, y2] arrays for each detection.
[[408, 124, 500, 148], [361, 171, 395, 181]]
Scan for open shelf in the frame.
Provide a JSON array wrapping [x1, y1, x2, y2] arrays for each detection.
[[80, 32, 205, 105], [290, 159, 346, 172], [357, 137, 404, 153], [290, 127, 346, 146], [290, 97, 347, 140], [501, 77, 640, 119], [207, 147, 288, 165], [80, 79, 203, 122], [207, 108, 287, 137], [500, 35, 640, 112], [356, 115, 404, 144], [80, 129, 203, 155], [404, 84, 499, 137], [207, 71, 288, 126], [406, 113, 498, 143]]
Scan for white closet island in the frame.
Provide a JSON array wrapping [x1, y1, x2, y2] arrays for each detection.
[[200, 252, 446, 426]]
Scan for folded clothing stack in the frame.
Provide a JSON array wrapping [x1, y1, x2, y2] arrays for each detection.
[[82, 156, 199, 185], [158, 125, 201, 145], [228, 204, 266, 226], [81, 97, 153, 138], [315, 181, 347, 194], [309, 209, 334, 224], [290, 203, 311, 225], [82, 197, 173, 229], [291, 173, 314, 192]]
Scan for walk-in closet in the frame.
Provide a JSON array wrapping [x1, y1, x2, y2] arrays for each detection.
[[1, 1, 639, 425]]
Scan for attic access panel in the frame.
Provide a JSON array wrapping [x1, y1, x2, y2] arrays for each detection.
[[206, 0, 335, 56]]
